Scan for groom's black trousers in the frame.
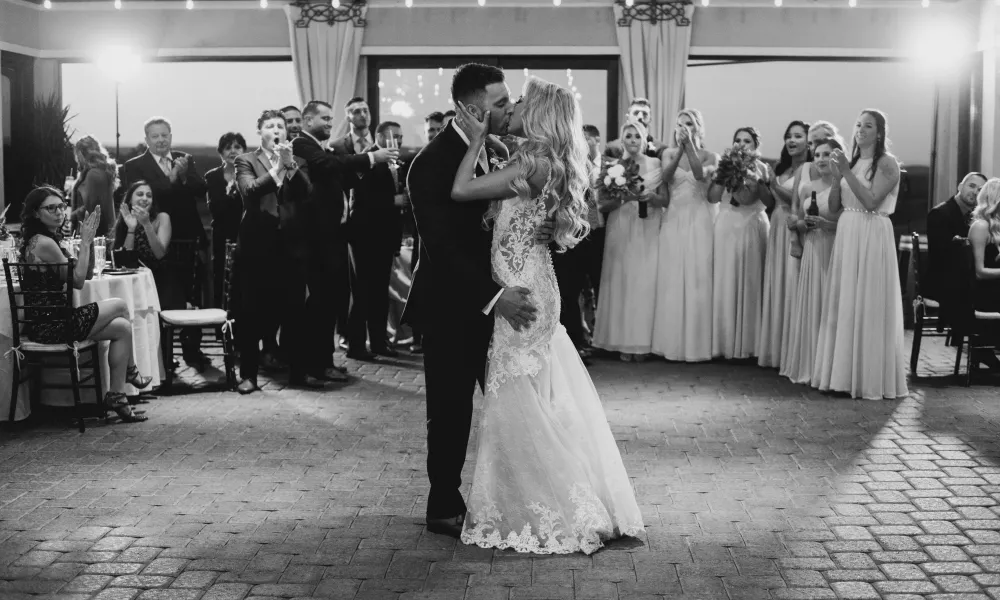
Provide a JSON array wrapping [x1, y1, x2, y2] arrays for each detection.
[[421, 315, 492, 519]]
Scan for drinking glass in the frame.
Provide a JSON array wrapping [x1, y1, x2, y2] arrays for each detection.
[[94, 245, 107, 277], [386, 135, 399, 168]]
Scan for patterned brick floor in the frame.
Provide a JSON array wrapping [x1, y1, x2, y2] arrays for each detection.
[[0, 333, 998, 600]]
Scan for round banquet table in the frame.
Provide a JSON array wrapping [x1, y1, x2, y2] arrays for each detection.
[[0, 268, 165, 420]]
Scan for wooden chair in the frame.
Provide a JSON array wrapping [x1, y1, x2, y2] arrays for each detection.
[[2, 258, 103, 432], [908, 232, 950, 375], [950, 238, 1000, 386], [158, 241, 237, 391]]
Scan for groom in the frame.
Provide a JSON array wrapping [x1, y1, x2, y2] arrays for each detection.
[[402, 63, 539, 538]]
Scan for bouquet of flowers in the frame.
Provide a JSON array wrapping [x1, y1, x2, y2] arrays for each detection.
[[597, 158, 647, 218], [713, 146, 759, 206]]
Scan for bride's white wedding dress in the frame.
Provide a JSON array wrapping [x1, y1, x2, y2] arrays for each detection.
[[460, 178, 644, 555]]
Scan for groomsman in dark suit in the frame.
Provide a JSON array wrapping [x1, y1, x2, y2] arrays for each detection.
[[604, 98, 668, 160], [329, 96, 375, 358], [346, 120, 409, 359], [280, 106, 303, 140], [234, 110, 313, 393], [123, 117, 209, 365], [292, 100, 398, 381]]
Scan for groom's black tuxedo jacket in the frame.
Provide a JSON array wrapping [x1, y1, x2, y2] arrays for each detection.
[[402, 123, 500, 331]]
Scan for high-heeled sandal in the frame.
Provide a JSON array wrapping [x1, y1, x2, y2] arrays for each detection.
[[106, 392, 148, 423], [126, 364, 153, 390]]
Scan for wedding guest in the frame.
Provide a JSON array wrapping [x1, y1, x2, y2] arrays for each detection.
[[115, 181, 173, 293], [605, 98, 668, 160], [123, 117, 209, 366], [757, 120, 810, 369], [812, 109, 908, 400], [425, 111, 445, 143], [927, 172, 988, 351], [969, 179, 1000, 350], [70, 135, 118, 237], [330, 97, 376, 360], [592, 118, 666, 361], [20, 187, 150, 422], [581, 124, 605, 344], [808, 121, 845, 153], [280, 105, 303, 140], [234, 109, 311, 393], [205, 132, 246, 308], [652, 108, 719, 362], [292, 100, 397, 384], [347, 120, 409, 359], [709, 127, 771, 360], [781, 138, 842, 384]]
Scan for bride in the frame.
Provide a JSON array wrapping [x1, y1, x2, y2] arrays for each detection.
[[449, 76, 644, 554]]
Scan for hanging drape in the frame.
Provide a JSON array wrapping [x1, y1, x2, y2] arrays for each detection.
[[613, 4, 695, 143], [284, 4, 366, 140], [929, 74, 961, 208]]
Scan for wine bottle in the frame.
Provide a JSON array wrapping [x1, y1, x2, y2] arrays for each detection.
[[807, 191, 819, 217]]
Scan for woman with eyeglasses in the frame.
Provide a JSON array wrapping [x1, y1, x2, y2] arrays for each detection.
[[18, 186, 151, 423]]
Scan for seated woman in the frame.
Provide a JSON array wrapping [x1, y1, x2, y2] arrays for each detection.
[[114, 181, 176, 305], [19, 186, 151, 423], [969, 178, 1000, 352]]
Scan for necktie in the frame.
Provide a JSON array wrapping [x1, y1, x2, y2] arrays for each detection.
[[159, 156, 172, 176], [355, 136, 368, 154]]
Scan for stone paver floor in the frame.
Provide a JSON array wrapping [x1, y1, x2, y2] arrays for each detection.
[[0, 334, 999, 599]]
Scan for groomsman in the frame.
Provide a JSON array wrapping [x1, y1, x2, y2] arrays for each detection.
[[280, 106, 303, 140], [292, 100, 397, 381], [581, 124, 605, 340], [604, 98, 668, 160], [233, 110, 311, 393], [123, 117, 209, 366], [330, 97, 375, 358], [424, 112, 445, 143], [346, 120, 409, 359]]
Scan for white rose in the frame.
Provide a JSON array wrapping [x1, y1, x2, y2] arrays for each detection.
[[603, 175, 613, 187], [607, 164, 625, 178], [614, 176, 626, 186]]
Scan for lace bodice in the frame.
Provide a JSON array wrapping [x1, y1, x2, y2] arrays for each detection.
[[486, 180, 560, 395], [842, 158, 899, 215]]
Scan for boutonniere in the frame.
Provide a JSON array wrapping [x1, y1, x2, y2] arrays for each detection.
[[647, 140, 658, 153]]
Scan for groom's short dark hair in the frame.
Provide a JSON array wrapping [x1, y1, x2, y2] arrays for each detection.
[[451, 63, 505, 106]]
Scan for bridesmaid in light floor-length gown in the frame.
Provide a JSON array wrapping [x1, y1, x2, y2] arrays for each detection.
[[781, 139, 842, 384], [710, 127, 771, 360], [757, 121, 810, 368], [811, 110, 908, 400], [593, 120, 666, 359], [652, 109, 719, 362]]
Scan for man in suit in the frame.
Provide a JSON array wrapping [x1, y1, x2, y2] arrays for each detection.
[[280, 106, 303, 140], [604, 98, 668, 161], [926, 171, 999, 368], [234, 110, 313, 393], [329, 97, 376, 359], [123, 116, 210, 366], [292, 100, 397, 383], [402, 63, 537, 538], [346, 120, 409, 359]]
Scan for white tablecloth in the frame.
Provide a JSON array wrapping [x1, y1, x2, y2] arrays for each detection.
[[0, 269, 165, 419]]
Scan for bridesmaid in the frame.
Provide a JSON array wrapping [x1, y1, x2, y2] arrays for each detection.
[[781, 138, 842, 384], [710, 127, 771, 360], [812, 109, 908, 399], [757, 121, 810, 368], [652, 109, 719, 362], [592, 119, 667, 361]]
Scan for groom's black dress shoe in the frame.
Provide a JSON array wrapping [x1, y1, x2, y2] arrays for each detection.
[[426, 514, 465, 538]]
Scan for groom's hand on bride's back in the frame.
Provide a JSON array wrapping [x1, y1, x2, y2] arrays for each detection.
[[495, 287, 537, 331], [534, 218, 555, 245]]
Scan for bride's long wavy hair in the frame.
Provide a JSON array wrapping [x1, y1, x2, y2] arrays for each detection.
[[484, 76, 590, 252]]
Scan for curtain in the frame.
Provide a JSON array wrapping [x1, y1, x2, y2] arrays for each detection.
[[930, 74, 961, 209], [284, 4, 366, 140], [613, 4, 695, 143]]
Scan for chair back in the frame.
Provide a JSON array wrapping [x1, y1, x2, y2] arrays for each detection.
[[910, 232, 927, 299], [222, 242, 236, 313], [952, 237, 977, 333], [2, 258, 78, 347]]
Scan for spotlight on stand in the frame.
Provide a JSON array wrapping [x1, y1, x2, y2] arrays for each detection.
[[96, 46, 141, 160]]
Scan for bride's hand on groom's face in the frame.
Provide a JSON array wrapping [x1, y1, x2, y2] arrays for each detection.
[[455, 101, 489, 141], [496, 287, 537, 331]]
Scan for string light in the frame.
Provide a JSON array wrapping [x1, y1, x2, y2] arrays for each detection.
[[921, 0, 929, 6], [625, 0, 633, 5], [114, 0, 121, 8], [774, 0, 781, 6], [378, 81, 385, 88], [553, 0, 560, 5], [438, 67, 443, 76], [701, 0, 709, 6], [478, 0, 485, 6], [260, 0, 268, 8], [848, 0, 856, 6], [405, 0, 412, 7]]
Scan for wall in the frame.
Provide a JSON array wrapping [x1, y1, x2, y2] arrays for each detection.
[[0, 1, 40, 52]]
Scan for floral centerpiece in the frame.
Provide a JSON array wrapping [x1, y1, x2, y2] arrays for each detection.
[[597, 158, 647, 218], [713, 146, 760, 207]]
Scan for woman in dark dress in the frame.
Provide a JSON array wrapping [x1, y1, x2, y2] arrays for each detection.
[[205, 132, 246, 307], [969, 179, 1000, 351], [114, 181, 174, 303], [70, 135, 118, 237], [19, 186, 151, 422]]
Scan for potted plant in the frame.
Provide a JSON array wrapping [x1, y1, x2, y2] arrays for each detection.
[[28, 93, 76, 188]]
